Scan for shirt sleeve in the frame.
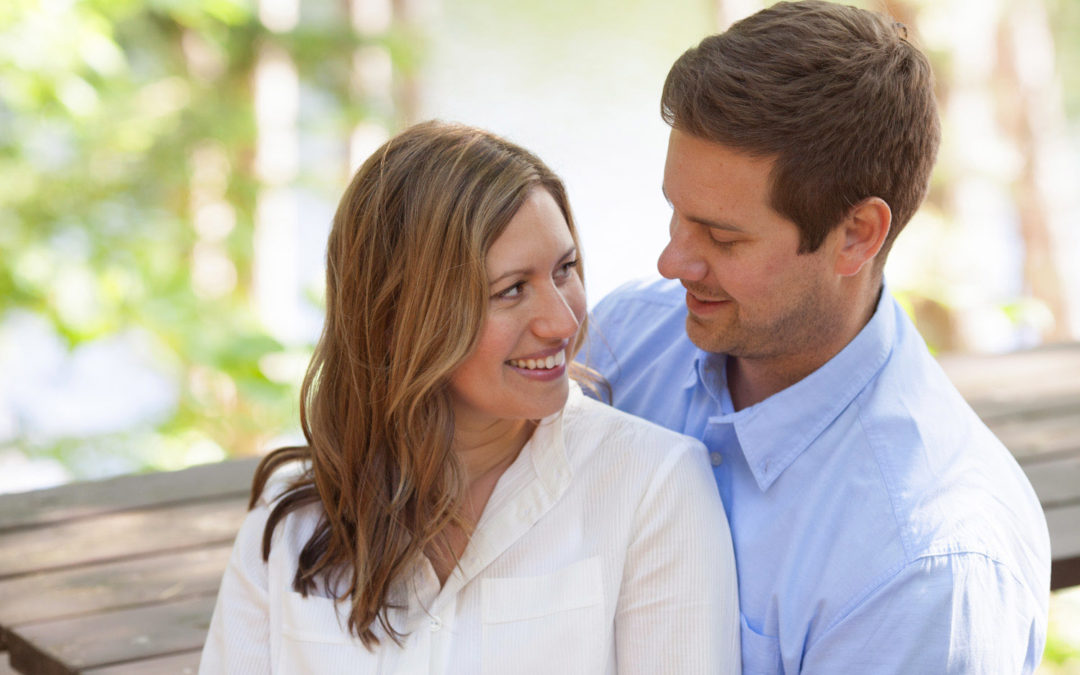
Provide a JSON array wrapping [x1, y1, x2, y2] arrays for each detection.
[[614, 438, 741, 674], [801, 551, 1045, 674], [580, 292, 625, 392], [198, 502, 274, 675]]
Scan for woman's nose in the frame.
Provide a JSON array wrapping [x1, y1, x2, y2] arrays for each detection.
[[657, 218, 708, 282], [533, 284, 581, 339]]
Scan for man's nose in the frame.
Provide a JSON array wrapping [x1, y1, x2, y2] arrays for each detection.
[[657, 218, 708, 281]]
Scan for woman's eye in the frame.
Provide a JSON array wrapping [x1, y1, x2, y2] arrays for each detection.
[[557, 259, 579, 277], [494, 281, 525, 299]]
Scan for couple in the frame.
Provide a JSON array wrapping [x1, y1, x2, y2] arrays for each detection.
[[201, 2, 1051, 673]]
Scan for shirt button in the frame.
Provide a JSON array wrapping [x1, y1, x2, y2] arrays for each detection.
[[710, 452, 723, 467], [429, 616, 442, 631]]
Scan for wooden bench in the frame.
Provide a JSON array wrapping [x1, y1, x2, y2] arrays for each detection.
[[1, 343, 1078, 673], [0, 459, 258, 674]]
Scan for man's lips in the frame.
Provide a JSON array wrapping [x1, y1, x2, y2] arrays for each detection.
[[685, 288, 732, 314]]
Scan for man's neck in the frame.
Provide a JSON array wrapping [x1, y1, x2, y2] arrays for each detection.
[[727, 282, 882, 411]]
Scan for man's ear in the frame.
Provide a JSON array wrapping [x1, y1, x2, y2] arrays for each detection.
[[834, 197, 891, 277]]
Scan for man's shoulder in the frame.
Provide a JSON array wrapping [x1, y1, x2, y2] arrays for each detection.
[[843, 323, 1050, 600], [582, 278, 700, 403], [587, 278, 691, 355]]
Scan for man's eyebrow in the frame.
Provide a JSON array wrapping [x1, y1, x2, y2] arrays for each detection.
[[661, 185, 748, 233], [488, 245, 577, 285]]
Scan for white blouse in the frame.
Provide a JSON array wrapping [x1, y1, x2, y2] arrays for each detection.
[[199, 385, 740, 674]]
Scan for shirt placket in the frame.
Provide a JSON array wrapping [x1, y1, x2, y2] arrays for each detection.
[[395, 558, 444, 675], [703, 419, 738, 512]]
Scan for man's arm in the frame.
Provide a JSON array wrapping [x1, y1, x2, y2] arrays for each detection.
[[802, 551, 1045, 674]]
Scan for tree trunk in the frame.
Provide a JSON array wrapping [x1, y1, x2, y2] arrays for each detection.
[[995, 0, 1072, 342]]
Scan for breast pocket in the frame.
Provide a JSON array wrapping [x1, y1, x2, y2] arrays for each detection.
[[740, 612, 783, 675], [480, 557, 607, 675], [278, 591, 383, 675]]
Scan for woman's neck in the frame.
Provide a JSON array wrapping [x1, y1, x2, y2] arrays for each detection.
[[427, 418, 535, 587], [453, 417, 535, 507]]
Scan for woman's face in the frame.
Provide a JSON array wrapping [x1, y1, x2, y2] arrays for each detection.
[[448, 188, 586, 433]]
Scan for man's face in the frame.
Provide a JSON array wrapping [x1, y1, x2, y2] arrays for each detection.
[[658, 129, 843, 362]]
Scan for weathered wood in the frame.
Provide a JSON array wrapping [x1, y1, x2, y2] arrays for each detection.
[[0, 459, 258, 533], [0, 653, 18, 675], [1046, 503, 1080, 590], [1047, 504, 1080, 555], [939, 343, 1080, 422], [0, 546, 230, 628], [5, 595, 216, 674], [1051, 557, 1080, 592], [982, 409, 1080, 463], [1022, 455, 1080, 508], [0, 498, 248, 581], [81, 649, 202, 674]]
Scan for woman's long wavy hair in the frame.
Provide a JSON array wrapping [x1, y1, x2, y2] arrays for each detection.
[[249, 121, 589, 648]]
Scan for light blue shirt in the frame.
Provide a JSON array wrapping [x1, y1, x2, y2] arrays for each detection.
[[582, 278, 1051, 674]]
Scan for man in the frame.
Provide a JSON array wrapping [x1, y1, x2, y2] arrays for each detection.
[[582, 1, 1051, 672]]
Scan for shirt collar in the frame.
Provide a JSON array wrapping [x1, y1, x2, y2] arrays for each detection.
[[704, 285, 897, 492], [529, 382, 575, 496]]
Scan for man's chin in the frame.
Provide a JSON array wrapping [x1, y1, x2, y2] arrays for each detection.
[[684, 315, 735, 354]]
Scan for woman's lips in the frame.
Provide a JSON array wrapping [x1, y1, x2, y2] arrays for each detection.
[[506, 349, 568, 381]]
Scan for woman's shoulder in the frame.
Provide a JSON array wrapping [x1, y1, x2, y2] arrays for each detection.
[[557, 385, 724, 525], [561, 385, 706, 466], [242, 460, 325, 559]]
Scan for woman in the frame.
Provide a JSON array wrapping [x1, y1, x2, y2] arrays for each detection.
[[199, 121, 740, 674]]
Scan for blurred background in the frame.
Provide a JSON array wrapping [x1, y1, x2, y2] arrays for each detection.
[[1, 0, 1079, 667]]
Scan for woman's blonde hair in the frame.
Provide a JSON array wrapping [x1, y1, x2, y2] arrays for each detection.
[[250, 121, 588, 647]]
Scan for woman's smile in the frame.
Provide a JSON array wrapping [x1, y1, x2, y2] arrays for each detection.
[[507, 348, 567, 380]]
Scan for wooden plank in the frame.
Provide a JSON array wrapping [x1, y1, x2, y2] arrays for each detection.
[[0, 653, 18, 675], [0, 459, 258, 533], [0, 497, 248, 581], [939, 343, 1080, 422], [1047, 502, 1080, 563], [5, 595, 216, 675], [1048, 503, 1080, 591], [1022, 454, 1080, 508], [81, 649, 202, 675], [983, 409, 1080, 463], [0, 546, 231, 628]]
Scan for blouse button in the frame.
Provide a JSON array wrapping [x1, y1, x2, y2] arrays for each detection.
[[709, 452, 723, 467], [429, 616, 443, 632]]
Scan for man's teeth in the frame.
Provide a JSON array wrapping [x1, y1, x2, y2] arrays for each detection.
[[509, 350, 566, 370]]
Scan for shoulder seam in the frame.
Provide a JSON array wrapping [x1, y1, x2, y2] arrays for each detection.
[[816, 549, 1039, 644]]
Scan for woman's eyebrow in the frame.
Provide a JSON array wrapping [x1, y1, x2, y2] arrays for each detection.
[[489, 267, 531, 285], [488, 245, 578, 285]]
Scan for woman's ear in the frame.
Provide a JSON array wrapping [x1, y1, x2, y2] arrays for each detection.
[[834, 197, 891, 277]]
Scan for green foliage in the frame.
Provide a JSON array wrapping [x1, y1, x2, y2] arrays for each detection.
[[0, 0, 407, 477], [1046, 0, 1080, 120]]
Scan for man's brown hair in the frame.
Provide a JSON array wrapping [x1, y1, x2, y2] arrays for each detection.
[[662, 0, 941, 257]]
